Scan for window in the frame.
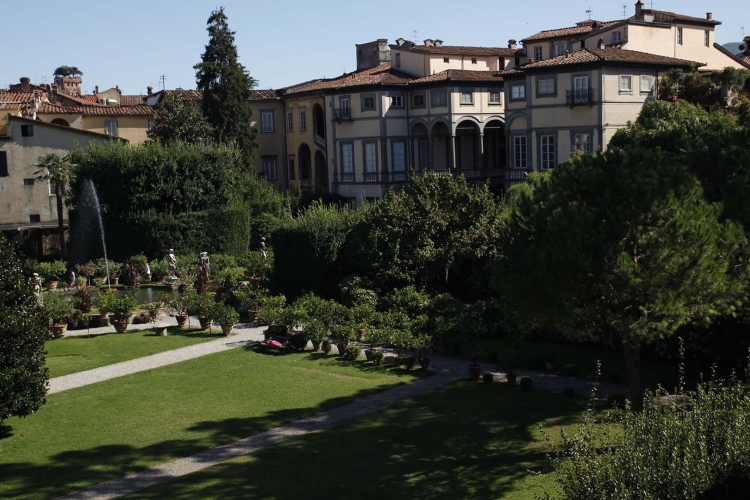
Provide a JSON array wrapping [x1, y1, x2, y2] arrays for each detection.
[[342, 144, 354, 173], [286, 110, 293, 131], [534, 46, 543, 61], [299, 109, 307, 131], [261, 112, 274, 132], [499, 57, 506, 69], [540, 135, 556, 170], [640, 75, 654, 93], [460, 91, 473, 105], [49, 181, 65, 196], [21, 125, 33, 137], [511, 85, 525, 100], [619, 75, 633, 92], [364, 143, 377, 173], [538, 78, 555, 95], [513, 136, 527, 169], [612, 31, 622, 43], [489, 91, 502, 104], [573, 133, 592, 154], [705, 30, 710, 47], [443, 57, 449, 63], [391, 95, 404, 108], [288, 159, 295, 180], [552, 42, 567, 57], [105, 120, 118, 137], [263, 158, 277, 181], [392, 142, 406, 172], [573, 76, 590, 104], [471, 58, 477, 64], [431, 91, 447, 107], [339, 98, 351, 119], [678, 27, 683, 45], [0, 151, 7, 177], [395, 53, 401, 68], [412, 94, 425, 108], [24, 178, 34, 185], [362, 96, 375, 111], [29, 214, 41, 223]]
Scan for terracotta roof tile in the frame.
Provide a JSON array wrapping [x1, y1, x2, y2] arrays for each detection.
[[37, 103, 154, 116], [284, 64, 414, 94], [521, 48, 701, 69], [0, 92, 40, 103], [161, 89, 203, 101], [397, 45, 521, 57], [81, 95, 100, 103], [249, 89, 279, 100], [120, 95, 147, 106], [641, 9, 721, 25], [522, 20, 622, 42], [410, 69, 509, 84]]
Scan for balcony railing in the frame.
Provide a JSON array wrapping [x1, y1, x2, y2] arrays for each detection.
[[299, 179, 312, 188], [334, 108, 353, 122], [314, 133, 326, 149], [566, 88, 595, 106], [506, 169, 529, 181], [340, 172, 355, 183], [392, 171, 407, 182], [364, 172, 379, 183]]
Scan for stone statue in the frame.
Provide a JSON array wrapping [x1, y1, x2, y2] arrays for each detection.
[[259, 237, 268, 261], [199, 252, 210, 275], [167, 249, 177, 279], [32, 273, 42, 306]]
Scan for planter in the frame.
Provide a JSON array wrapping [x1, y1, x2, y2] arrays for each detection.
[[246, 309, 259, 322], [419, 357, 431, 370], [198, 316, 212, 330], [50, 323, 67, 338], [112, 318, 129, 333], [365, 349, 375, 361], [311, 340, 323, 351], [468, 363, 482, 381], [356, 328, 366, 343], [336, 343, 348, 356], [263, 329, 273, 340], [506, 373, 517, 386], [175, 314, 189, 328], [100, 311, 110, 319], [220, 323, 234, 336], [110, 277, 119, 286], [155, 326, 168, 336], [44, 280, 58, 290], [392, 355, 401, 366]]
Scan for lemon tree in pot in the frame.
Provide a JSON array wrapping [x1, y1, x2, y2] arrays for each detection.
[[212, 302, 239, 336], [414, 334, 433, 370], [38, 261, 66, 290], [110, 294, 137, 333], [167, 290, 191, 328], [43, 293, 76, 338], [192, 293, 215, 331], [258, 295, 287, 338], [303, 318, 327, 351]]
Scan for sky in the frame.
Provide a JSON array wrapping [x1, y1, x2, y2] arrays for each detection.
[[2, 0, 747, 95]]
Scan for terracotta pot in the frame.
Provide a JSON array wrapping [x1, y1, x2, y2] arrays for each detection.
[[110, 277, 119, 286], [506, 373, 517, 386], [365, 349, 375, 361], [356, 328, 366, 343], [246, 309, 259, 322], [220, 323, 234, 336], [468, 363, 482, 381], [392, 355, 401, 366], [419, 357, 431, 370], [100, 310, 110, 319], [50, 324, 67, 338], [336, 343, 348, 356], [44, 280, 58, 290], [176, 314, 188, 328], [198, 316, 212, 330], [155, 326, 168, 336], [311, 340, 322, 351], [112, 319, 129, 333]]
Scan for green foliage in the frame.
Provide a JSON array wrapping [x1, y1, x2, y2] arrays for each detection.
[[93, 289, 116, 314], [257, 294, 286, 326], [73, 288, 92, 313], [148, 93, 213, 144], [302, 318, 328, 344], [36, 260, 67, 282], [35, 153, 76, 256], [194, 7, 257, 165], [542, 370, 750, 500], [0, 235, 49, 423], [372, 350, 385, 365], [339, 275, 377, 307], [149, 258, 169, 280], [342, 345, 361, 362], [211, 303, 239, 326], [322, 339, 332, 354], [42, 293, 76, 324], [715, 67, 750, 91], [190, 293, 214, 318], [144, 301, 161, 325], [403, 355, 417, 370], [110, 294, 137, 321], [271, 201, 364, 299], [519, 377, 533, 392], [349, 173, 505, 297], [53, 65, 82, 77]]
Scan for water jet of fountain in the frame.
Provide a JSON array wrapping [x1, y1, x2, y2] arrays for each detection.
[[79, 179, 111, 288]]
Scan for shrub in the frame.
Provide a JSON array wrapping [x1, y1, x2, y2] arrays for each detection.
[[73, 288, 92, 313], [483, 372, 494, 384], [303, 318, 328, 344], [342, 345, 361, 362], [110, 294, 137, 321], [93, 289, 116, 315], [402, 355, 416, 370], [607, 392, 627, 409], [37, 261, 67, 282], [520, 377, 534, 392], [257, 295, 287, 326], [211, 303, 239, 326], [562, 364, 579, 377], [372, 350, 385, 366], [563, 387, 576, 399], [43, 293, 76, 324], [290, 333, 308, 351], [191, 293, 215, 318], [149, 258, 169, 281], [322, 339, 332, 354]]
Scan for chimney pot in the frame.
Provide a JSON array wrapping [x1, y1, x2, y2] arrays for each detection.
[[635, 0, 644, 19], [598, 37, 606, 49], [434, 39, 443, 47], [508, 39, 518, 49], [706, 12, 712, 20], [147, 85, 153, 95]]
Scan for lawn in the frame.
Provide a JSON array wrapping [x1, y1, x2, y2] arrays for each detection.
[[46, 328, 220, 378], [0, 347, 426, 500], [123, 380, 590, 500]]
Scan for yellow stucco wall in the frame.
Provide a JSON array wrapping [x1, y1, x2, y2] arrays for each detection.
[[81, 115, 150, 145], [249, 100, 285, 189]]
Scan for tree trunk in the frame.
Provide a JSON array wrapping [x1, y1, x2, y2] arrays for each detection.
[[56, 187, 66, 257], [622, 341, 643, 411]]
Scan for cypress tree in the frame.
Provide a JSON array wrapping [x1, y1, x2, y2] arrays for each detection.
[[194, 7, 258, 166]]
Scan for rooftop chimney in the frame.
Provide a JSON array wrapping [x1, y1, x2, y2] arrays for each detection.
[[706, 12, 712, 20], [94, 85, 99, 94], [508, 39, 517, 49], [434, 39, 444, 47], [395, 37, 406, 46], [356, 39, 392, 70], [423, 39, 434, 46], [598, 37, 606, 49], [19, 77, 31, 92], [635, 0, 644, 19], [147, 86, 153, 96]]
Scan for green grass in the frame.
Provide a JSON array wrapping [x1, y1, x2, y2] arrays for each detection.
[[123, 381, 589, 500], [0, 347, 425, 500], [46, 328, 219, 378]]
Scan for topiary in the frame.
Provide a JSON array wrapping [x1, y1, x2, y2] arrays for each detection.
[[342, 345, 361, 361], [563, 387, 576, 399], [520, 377, 534, 392]]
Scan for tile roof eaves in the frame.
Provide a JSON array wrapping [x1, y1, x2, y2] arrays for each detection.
[[713, 43, 750, 69]]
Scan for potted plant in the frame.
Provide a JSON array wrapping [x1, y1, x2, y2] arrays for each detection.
[[303, 318, 328, 351], [349, 303, 374, 343], [257, 294, 287, 328], [110, 294, 137, 333], [93, 288, 116, 322], [107, 261, 123, 286], [190, 292, 214, 331], [364, 327, 384, 361], [212, 302, 239, 336], [150, 258, 169, 283], [465, 339, 483, 381], [145, 301, 165, 335], [38, 260, 66, 289], [414, 334, 433, 370], [335, 325, 357, 356], [168, 289, 192, 328], [44, 293, 76, 338], [390, 330, 414, 366]]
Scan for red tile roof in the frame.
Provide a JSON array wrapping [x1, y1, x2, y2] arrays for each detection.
[[249, 89, 279, 100], [81, 95, 100, 103], [521, 48, 702, 70], [284, 64, 414, 94], [160, 89, 203, 101], [120, 95, 147, 106], [522, 20, 622, 42], [0, 92, 40, 103], [410, 69, 509, 84], [37, 103, 154, 116], [397, 45, 521, 57], [640, 9, 720, 26]]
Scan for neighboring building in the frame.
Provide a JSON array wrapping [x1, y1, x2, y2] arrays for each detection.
[[0, 115, 119, 256], [737, 37, 750, 65], [503, 47, 700, 186], [248, 90, 285, 190], [36, 102, 153, 145]]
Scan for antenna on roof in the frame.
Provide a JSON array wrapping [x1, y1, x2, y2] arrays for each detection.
[[622, 4, 627, 18], [413, 30, 418, 44], [41, 75, 49, 85], [586, 7, 593, 20], [649, 0, 655, 9], [159, 75, 167, 91]]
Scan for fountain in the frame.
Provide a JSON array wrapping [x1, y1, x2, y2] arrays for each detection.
[[76, 179, 111, 288]]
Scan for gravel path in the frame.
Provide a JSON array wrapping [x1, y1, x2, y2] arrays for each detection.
[[64, 312, 188, 338]]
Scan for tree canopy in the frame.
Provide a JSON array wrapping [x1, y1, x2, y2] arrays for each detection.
[[53, 66, 82, 78], [147, 92, 213, 145], [34, 153, 76, 257], [194, 7, 257, 166]]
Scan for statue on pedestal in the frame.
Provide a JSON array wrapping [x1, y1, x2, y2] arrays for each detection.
[[199, 252, 210, 277], [259, 237, 268, 261], [167, 249, 177, 279]]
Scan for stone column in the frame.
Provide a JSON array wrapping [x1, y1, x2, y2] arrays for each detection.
[[449, 135, 457, 171]]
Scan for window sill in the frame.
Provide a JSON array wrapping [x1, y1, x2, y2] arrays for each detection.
[[488, 102, 503, 106], [536, 94, 557, 98], [459, 103, 474, 106], [618, 91, 633, 95]]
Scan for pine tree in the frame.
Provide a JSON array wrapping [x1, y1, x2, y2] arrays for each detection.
[[194, 7, 257, 166], [147, 93, 213, 145]]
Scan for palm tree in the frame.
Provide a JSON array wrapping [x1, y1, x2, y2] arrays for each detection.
[[34, 153, 76, 257]]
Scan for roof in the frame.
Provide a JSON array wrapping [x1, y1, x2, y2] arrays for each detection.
[[0, 92, 41, 103], [8, 115, 124, 141], [712, 43, 750, 69], [639, 9, 721, 26], [283, 64, 415, 94], [80, 95, 100, 103], [119, 95, 147, 106], [521, 48, 702, 70], [394, 45, 521, 57], [522, 20, 622, 42], [37, 103, 154, 116], [249, 89, 279, 100], [160, 89, 204, 101], [410, 69, 509, 84]]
